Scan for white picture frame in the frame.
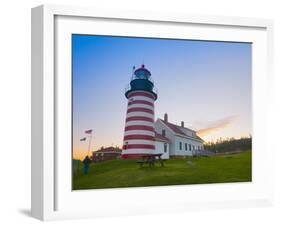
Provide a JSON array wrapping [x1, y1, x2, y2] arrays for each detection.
[[31, 4, 274, 221]]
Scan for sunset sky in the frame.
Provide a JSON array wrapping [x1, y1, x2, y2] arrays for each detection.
[[72, 35, 252, 160]]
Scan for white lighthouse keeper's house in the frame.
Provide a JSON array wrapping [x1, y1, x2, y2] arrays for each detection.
[[155, 113, 204, 158]]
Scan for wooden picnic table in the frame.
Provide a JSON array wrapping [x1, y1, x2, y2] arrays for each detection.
[[137, 153, 165, 167]]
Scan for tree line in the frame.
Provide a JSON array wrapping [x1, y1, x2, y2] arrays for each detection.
[[204, 136, 252, 153]]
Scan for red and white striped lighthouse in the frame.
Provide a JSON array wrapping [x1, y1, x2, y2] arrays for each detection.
[[122, 65, 157, 159]]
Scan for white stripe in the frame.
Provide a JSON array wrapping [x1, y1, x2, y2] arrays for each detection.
[[124, 140, 155, 145], [127, 103, 154, 111], [125, 120, 154, 127], [126, 111, 154, 118], [128, 95, 155, 104], [122, 149, 155, 154], [124, 130, 155, 137]]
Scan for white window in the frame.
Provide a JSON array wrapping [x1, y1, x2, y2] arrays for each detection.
[[164, 143, 167, 153]]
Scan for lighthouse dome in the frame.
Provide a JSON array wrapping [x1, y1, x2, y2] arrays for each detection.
[[134, 64, 151, 79], [125, 64, 157, 100]]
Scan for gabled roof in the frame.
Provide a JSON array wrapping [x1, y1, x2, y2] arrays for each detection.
[[159, 119, 186, 136], [195, 135, 204, 142], [159, 119, 204, 142], [155, 132, 170, 142], [93, 146, 122, 153]]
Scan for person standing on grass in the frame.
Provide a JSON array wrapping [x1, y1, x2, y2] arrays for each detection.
[[82, 156, 91, 175]]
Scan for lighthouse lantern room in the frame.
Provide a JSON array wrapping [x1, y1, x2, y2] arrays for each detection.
[[122, 65, 157, 158]]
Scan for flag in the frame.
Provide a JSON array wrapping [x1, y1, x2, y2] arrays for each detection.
[[80, 137, 86, 141], [85, 129, 93, 134]]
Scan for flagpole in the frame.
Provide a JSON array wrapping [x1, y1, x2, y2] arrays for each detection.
[[87, 133, 93, 156]]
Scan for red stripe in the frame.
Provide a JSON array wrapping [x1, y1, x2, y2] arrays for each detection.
[[128, 100, 154, 107], [127, 107, 154, 114], [126, 116, 154, 123], [121, 154, 149, 159], [125, 125, 154, 132], [128, 91, 155, 99], [122, 144, 155, 150], [124, 135, 155, 141]]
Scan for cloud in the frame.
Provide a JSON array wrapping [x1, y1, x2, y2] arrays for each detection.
[[197, 115, 238, 137]]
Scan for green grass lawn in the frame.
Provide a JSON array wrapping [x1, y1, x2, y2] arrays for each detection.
[[73, 151, 252, 190]]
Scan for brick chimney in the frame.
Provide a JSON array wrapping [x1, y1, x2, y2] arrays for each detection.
[[181, 121, 184, 128], [164, 113, 168, 122]]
